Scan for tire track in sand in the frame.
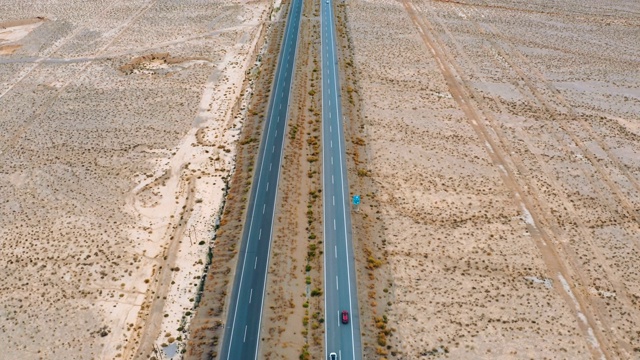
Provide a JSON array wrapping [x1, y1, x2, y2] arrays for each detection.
[[422, 2, 639, 356], [0, 0, 130, 100], [468, 6, 640, 225], [400, 1, 610, 358], [0, 0, 159, 156]]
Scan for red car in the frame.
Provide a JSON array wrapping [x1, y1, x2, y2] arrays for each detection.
[[341, 310, 349, 324]]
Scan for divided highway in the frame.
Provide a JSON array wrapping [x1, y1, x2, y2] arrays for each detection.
[[219, 0, 303, 358], [321, 0, 363, 359]]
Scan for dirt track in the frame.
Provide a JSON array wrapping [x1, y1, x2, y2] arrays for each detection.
[[343, 0, 640, 358]]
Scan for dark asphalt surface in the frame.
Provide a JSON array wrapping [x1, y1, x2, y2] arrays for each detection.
[[219, 0, 303, 358], [321, 0, 363, 359]]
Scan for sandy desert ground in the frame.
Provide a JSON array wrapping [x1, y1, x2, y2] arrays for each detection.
[[343, 0, 640, 358], [3, 0, 640, 359], [0, 0, 272, 359]]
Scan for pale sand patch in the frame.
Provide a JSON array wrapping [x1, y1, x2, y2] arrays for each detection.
[[0, 18, 44, 43], [139, 13, 270, 357]]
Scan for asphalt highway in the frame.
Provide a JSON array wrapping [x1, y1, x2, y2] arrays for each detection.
[[219, 0, 303, 358], [321, 0, 363, 359]]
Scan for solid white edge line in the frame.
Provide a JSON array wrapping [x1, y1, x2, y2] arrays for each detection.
[[226, 1, 290, 354], [254, 0, 304, 358], [320, 1, 329, 358], [329, 0, 358, 356]]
